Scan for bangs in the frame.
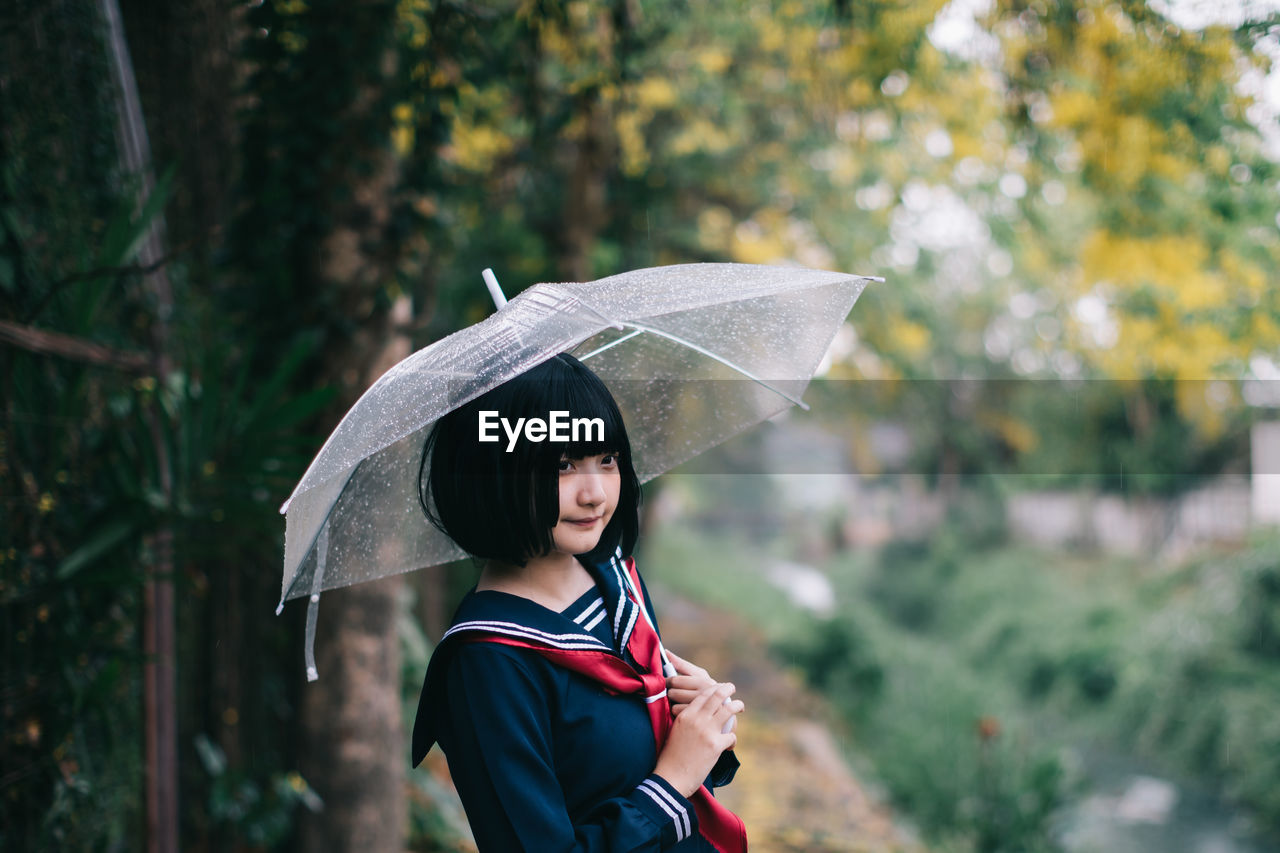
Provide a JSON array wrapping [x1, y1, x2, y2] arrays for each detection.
[[544, 363, 630, 459]]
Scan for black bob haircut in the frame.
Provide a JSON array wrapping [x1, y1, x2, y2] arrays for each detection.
[[419, 353, 641, 566]]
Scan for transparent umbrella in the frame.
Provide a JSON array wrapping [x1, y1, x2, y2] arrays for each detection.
[[279, 263, 876, 677]]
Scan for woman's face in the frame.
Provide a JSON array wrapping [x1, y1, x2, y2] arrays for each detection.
[[551, 452, 621, 557]]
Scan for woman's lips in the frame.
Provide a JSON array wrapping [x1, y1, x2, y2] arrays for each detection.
[[563, 516, 601, 527]]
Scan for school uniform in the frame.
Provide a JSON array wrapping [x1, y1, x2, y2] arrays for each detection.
[[412, 549, 746, 852]]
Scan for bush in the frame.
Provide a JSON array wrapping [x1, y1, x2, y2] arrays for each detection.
[[774, 617, 883, 712], [856, 640, 1075, 853], [1240, 555, 1280, 661], [865, 537, 956, 631]]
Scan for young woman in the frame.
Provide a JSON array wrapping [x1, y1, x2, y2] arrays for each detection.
[[411, 353, 747, 852]]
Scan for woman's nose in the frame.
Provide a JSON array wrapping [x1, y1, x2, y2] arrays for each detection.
[[576, 471, 607, 505]]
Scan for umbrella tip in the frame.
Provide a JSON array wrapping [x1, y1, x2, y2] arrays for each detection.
[[482, 268, 508, 310], [275, 601, 284, 616]]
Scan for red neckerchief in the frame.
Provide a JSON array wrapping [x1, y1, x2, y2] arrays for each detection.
[[460, 557, 747, 853]]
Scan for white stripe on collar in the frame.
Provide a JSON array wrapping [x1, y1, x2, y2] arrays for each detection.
[[572, 596, 605, 625], [582, 609, 607, 632], [611, 552, 643, 651], [444, 620, 610, 651], [608, 554, 632, 644], [620, 602, 639, 654]]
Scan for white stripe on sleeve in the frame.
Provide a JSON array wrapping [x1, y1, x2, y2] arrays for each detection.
[[638, 779, 690, 842]]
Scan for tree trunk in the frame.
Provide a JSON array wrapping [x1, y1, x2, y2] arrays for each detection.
[[559, 88, 611, 282], [296, 31, 411, 850], [299, 295, 412, 852], [300, 574, 405, 847]]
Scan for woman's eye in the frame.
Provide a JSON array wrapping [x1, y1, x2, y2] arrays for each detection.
[[558, 458, 573, 473], [601, 453, 619, 467]]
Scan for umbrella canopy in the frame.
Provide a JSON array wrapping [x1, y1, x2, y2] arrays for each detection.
[[280, 263, 874, 613]]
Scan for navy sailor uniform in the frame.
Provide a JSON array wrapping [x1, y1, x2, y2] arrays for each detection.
[[412, 550, 744, 852]]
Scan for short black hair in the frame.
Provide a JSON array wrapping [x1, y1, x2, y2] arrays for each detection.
[[420, 353, 641, 566]]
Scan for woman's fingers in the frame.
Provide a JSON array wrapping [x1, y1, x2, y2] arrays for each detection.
[[664, 653, 714, 706], [667, 674, 712, 707], [685, 682, 735, 716], [666, 650, 709, 680], [672, 694, 744, 718], [667, 674, 709, 692], [671, 680, 744, 725], [709, 693, 741, 722]]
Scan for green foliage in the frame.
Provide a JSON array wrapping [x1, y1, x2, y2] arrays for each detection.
[[1097, 538, 1280, 839], [0, 0, 122, 306], [865, 538, 950, 629], [193, 734, 323, 848], [809, 375, 1254, 495], [1239, 551, 1280, 661], [989, 0, 1280, 383], [1006, 379, 1252, 495], [644, 520, 1074, 852], [840, 536, 1077, 852], [1, 163, 335, 847], [864, 519, 1008, 630], [649, 515, 1280, 848], [0, 43, 158, 832], [775, 616, 884, 713], [859, 527, 1280, 844]]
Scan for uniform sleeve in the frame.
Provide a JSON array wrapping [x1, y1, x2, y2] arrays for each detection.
[[441, 643, 699, 852]]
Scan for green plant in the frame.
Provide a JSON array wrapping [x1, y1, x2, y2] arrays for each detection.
[[774, 616, 883, 715], [193, 734, 322, 848], [1240, 553, 1280, 661], [864, 532, 963, 631]]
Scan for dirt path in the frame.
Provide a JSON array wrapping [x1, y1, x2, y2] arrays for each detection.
[[653, 593, 926, 853]]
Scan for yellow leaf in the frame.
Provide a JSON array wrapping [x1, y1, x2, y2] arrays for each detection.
[[633, 77, 677, 110], [696, 49, 732, 75]]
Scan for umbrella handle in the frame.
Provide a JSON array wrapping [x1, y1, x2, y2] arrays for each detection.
[[482, 268, 507, 309]]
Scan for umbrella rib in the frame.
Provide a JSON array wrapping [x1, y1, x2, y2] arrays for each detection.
[[578, 328, 645, 361], [620, 322, 810, 411]]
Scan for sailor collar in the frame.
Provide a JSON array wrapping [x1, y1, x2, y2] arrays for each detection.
[[412, 548, 648, 765]]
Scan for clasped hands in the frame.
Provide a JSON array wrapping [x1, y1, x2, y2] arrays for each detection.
[[652, 650, 745, 798], [664, 650, 744, 724]]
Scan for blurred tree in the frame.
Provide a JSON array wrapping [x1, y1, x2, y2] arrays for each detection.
[[983, 0, 1280, 486], [686, 0, 1280, 490], [226, 0, 470, 849], [991, 1, 1280, 372]]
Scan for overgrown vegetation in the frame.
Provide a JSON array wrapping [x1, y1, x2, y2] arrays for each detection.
[[644, 510, 1280, 852]]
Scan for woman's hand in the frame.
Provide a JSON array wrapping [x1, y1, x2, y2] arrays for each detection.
[[665, 650, 715, 716], [653, 682, 743, 798], [666, 650, 744, 733]]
